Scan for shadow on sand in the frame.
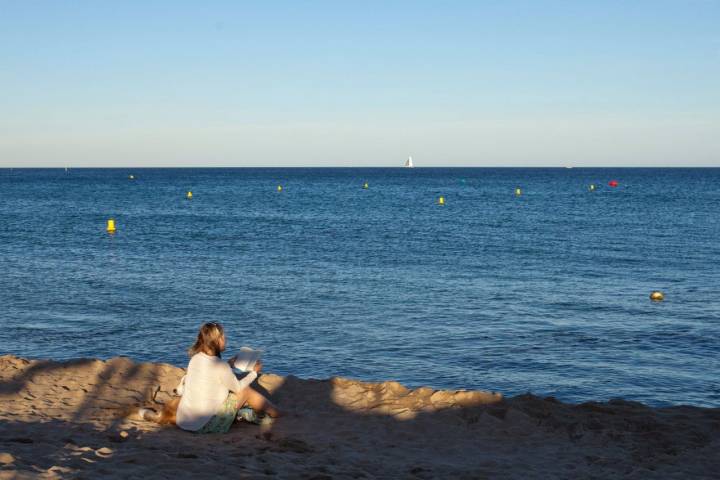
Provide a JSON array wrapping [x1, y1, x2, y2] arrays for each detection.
[[1, 355, 719, 479]]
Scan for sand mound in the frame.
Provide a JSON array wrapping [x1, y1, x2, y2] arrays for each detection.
[[1, 355, 718, 479]]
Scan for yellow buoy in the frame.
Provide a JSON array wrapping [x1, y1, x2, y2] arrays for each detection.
[[650, 291, 664, 302], [277, 185, 283, 192], [186, 191, 193, 199], [515, 188, 522, 196], [363, 182, 369, 189], [589, 184, 596, 191], [438, 196, 445, 206], [106, 219, 116, 233]]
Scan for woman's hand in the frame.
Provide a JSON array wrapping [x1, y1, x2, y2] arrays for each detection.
[[227, 355, 238, 368], [253, 361, 263, 373]]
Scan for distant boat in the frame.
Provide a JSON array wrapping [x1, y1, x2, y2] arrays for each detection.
[[404, 156, 414, 168]]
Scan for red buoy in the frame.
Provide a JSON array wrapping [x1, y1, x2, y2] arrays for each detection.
[[608, 180, 618, 187]]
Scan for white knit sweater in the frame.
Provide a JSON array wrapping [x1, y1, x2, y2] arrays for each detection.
[[175, 352, 258, 431]]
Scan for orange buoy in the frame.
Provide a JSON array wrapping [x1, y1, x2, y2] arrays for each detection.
[[608, 180, 619, 187]]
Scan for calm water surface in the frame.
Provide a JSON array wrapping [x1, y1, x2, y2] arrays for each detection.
[[0, 168, 718, 406]]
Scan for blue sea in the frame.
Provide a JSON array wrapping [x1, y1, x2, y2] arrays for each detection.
[[1, 168, 718, 407]]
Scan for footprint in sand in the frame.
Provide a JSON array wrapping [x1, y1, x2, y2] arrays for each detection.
[[94, 447, 113, 458], [177, 452, 198, 459], [9, 438, 33, 444], [275, 437, 314, 454]]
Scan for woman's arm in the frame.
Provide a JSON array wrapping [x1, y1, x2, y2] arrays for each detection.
[[220, 362, 257, 393]]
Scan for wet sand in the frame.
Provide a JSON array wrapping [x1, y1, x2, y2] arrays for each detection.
[[1, 354, 718, 479]]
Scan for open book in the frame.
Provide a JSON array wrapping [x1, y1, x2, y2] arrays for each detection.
[[231, 346, 263, 373]]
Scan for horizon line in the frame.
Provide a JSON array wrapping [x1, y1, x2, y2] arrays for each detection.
[[3, 165, 720, 169]]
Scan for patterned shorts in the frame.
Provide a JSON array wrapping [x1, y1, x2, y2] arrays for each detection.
[[197, 392, 242, 434]]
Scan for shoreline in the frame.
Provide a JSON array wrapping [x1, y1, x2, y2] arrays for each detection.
[[2, 353, 708, 410], [1, 354, 718, 479]]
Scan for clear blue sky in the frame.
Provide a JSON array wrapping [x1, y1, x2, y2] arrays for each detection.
[[1, 0, 718, 167]]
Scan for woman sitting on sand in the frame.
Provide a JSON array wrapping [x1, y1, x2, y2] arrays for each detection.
[[143, 322, 281, 433]]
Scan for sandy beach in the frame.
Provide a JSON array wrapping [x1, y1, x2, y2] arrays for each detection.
[[0, 354, 718, 479]]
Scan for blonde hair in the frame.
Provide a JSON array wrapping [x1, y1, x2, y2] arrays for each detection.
[[188, 322, 225, 357]]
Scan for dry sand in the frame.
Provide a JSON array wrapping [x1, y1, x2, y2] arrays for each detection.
[[0, 354, 718, 479]]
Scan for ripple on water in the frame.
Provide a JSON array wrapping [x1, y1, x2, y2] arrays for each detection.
[[0, 168, 719, 406]]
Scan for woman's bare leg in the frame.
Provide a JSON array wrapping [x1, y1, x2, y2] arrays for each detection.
[[235, 387, 282, 417]]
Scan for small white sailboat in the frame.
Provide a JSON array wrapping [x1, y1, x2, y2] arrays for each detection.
[[404, 156, 414, 168]]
